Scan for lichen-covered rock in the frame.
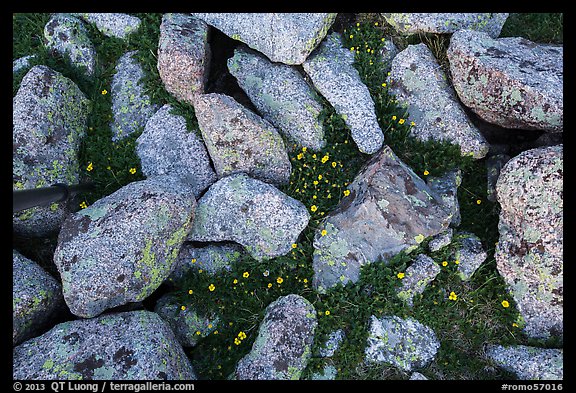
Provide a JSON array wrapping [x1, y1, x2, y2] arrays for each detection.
[[312, 146, 452, 293], [453, 232, 487, 281], [168, 243, 244, 287], [110, 50, 159, 141], [228, 47, 326, 151], [318, 329, 345, 358], [44, 13, 96, 76], [494, 145, 563, 341], [310, 364, 338, 380], [427, 169, 462, 227], [382, 13, 509, 38], [13, 55, 36, 73], [188, 173, 310, 261], [428, 228, 453, 252], [13, 310, 197, 380], [72, 13, 141, 39], [448, 30, 563, 132], [154, 294, 219, 347], [365, 315, 440, 372], [235, 294, 317, 380], [379, 36, 399, 74], [157, 14, 210, 106], [13, 65, 91, 238], [136, 104, 217, 198], [396, 254, 441, 307], [192, 13, 336, 65], [194, 93, 292, 185], [13, 250, 64, 346], [409, 372, 429, 380], [303, 32, 384, 154], [54, 175, 197, 318], [484, 344, 563, 380], [486, 154, 511, 202], [388, 43, 489, 159]]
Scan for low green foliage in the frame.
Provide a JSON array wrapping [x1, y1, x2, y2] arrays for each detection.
[[13, 13, 561, 380]]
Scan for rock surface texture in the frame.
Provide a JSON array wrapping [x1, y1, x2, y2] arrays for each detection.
[[13, 65, 91, 237], [495, 145, 563, 341], [192, 13, 337, 65], [484, 344, 563, 380], [235, 294, 317, 380], [312, 146, 452, 293], [188, 173, 310, 261], [448, 30, 563, 132], [54, 176, 197, 318], [388, 43, 489, 159], [13, 311, 197, 380]]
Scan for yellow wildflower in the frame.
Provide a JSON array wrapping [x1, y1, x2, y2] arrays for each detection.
[[276, 277, 283, 284], [343, 190, 350, 197], [79, 201, 88, 209], [208, 284, 215, 292], [449, 291, 458, 301], [243, 272, 249, 278], [86, 162, 93, 172], [502, 300, 510, 308], [129, 167, 136, 174], [321, 229, 327, 236], [311, 205, 318, 212], [397, 272, 405, 279]]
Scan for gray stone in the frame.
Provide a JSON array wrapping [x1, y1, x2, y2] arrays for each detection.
[[454, 232, 487, 281], [54, 175, 197, 318], [158, 14, 210, 106], [484, 344, 563, 380], [13, 65, 91, 237], [13, 250, 64, 346], [379, 37, 399, 74], [428, 228, 453, 252], [383, 13, 509, 38], [235, 294, 317, 380], [365, 315, 440, 372], [318, 329, 345, 358], [192, 13, 337, 65], [486, 154, 511, 202], [72, 13, 141, 39], [228, 47, 326, 151], [13, 310, 197, 380], [110, 50, 159, 141], [13, 55, 36, 73], [409, 371, 429, 380], [303, 32, 384, 154], [310, 364, 338, 380], [188, 173, 310, 261], [448, 30, 563, 132], [44, 13, 96, 76], [494, 145, 563, 341], [388, 43, 489, 159], [154, 294, 219, 347], [168, 243, 244, 287], [194, 93, 292, 185], [397, 254, 441, 307], [312, 146, 452, 293], [136, 104, 217, 198], [427, 169, 462, 227]]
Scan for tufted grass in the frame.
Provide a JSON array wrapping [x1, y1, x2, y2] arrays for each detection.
[[12, 13, 562, 381]]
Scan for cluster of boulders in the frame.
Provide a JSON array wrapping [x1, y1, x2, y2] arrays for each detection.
[[13, 12, 562, 380]]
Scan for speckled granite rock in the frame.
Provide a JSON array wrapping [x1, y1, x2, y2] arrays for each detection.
[[13, 250, 64, 346], [448, 30, 563, 132], [495, 145, 563, 341], [72, 13, 141, 39], [44, 13, 96, 76], [485, 344, 563, 380], [54, 175, 197, 318], [235, 294, 317, 380], [13, 311, 197, 380], [303, 32, 384, 154], [157, 14, 210, 105], [136, 104, 217, 198], [188, 173, 310, 261], [388, 43, 489, 159], [396, 254, 441, 307], [194, 93, 291, 186], [228, 47, 326, 151], [382, 13, 509, 38], [13, 65, 91, 237], [192, 13, 337, 65], [365, 315, 440, 372]]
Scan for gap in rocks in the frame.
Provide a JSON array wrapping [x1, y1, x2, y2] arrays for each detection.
[[464, 107, 562, 157], [204, 26, 257, 113]]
